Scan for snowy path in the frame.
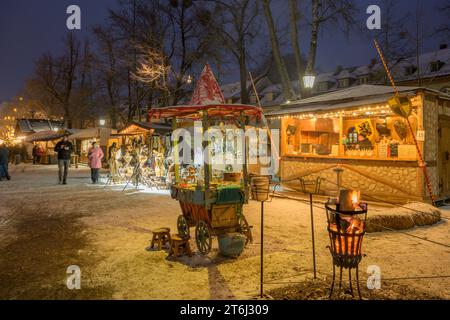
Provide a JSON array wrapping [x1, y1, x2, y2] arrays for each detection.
[[0, 164, 449, 299]]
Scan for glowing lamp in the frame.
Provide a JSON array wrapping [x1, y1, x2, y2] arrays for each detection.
[[99, 119, 106, 126], [303, 74, 316, 89]]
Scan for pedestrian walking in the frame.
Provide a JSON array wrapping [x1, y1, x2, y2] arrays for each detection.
[[0, 143, 11, 181], [88, 142, 104, 184], [54, 134, 74, 185]]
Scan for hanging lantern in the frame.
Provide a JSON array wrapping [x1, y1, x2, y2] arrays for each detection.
[[303, 73, 316, 89]]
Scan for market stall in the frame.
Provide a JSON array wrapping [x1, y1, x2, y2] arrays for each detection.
[[69, 127, 116, 165], [106, 121, 171, 188], [266, 85, 450, 202], [149, 64, 265, 255], [24, 130, 70, 164]]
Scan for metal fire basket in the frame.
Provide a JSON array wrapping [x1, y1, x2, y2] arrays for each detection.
[[325, 202, 368, 299]]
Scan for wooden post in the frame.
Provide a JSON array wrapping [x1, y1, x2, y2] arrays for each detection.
[[310, 193, 317, 279], [260, 201, 264, 298], [202, 112, 210, 191], [173, 120, 180, 183], [339, 111, 344, 157], [241, 112, 248, 189]]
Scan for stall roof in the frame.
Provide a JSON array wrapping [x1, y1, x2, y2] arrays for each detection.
[[150, 64, 262, 120], [24, 130, 71, 142], [265, 85, 450, 117], [16, 119, 65, 135], [115, 121, 171, 136]]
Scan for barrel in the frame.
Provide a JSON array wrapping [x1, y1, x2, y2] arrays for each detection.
[[250, 176, 270, 202]]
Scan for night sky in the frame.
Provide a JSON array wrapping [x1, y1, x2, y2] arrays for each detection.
[[0, 0, 448, 103]]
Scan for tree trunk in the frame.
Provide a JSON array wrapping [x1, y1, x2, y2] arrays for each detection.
[[239, 44, 249, 104], [305, 0, 319, 74], [263, 0, 295, 101], [289, 0, 304, 91]]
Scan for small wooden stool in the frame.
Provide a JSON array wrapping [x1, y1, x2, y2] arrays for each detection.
[[150, 228, 171, 250], [169, 234, 193, 257]]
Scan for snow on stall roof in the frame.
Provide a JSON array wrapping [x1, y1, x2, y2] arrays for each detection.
[[265, 84, 450, 116]]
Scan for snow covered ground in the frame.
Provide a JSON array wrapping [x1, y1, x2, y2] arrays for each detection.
[[0, 164, 449, 300]]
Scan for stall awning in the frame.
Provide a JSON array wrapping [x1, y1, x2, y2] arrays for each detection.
[[149, 64, 262, 121]]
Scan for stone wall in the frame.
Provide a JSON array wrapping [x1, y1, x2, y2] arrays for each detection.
[[421, 94, 440, 197], [281, 157, 421, 200]]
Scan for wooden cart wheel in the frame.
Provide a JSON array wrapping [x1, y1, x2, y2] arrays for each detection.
[[238, 216, 253, 245], [195, 220, 212, 255], [177, 215, 190, 238]]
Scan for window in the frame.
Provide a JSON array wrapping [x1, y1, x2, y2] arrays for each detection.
[[339, 78, 349, 88], [283, 118, 340, 156], [358, 75, 370, 85], [404, 65, 417, 76], [317, 82, 328, 92], [430, 60, 445, 72], [265, 92, 274, 102], [250, 95, 257, 104]]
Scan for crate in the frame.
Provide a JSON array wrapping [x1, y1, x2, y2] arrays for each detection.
[[211, 204, 238, 229]]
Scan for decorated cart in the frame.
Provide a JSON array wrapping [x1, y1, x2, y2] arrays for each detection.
[[149, 64, 264, 255]]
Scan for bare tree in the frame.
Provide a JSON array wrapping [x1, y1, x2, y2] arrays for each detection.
[[33, 33, 81, 128], [436, 4, 450, 36], [206, 0, 263, 104], [263, 0, 296, 101], [289, 0, 305, 90], [93, 25, 126, 129]]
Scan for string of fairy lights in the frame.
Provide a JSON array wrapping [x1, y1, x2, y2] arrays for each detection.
[[267, 103, 398, 120]]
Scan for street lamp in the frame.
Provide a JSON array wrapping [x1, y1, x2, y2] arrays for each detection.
[[99, 119, 106, 126], [303, 73, 316, 89]]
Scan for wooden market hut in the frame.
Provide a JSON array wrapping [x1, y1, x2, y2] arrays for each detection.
[[24, 130, 71, 164], [265, 85, 450, 203], [69, 127, 116, 164], [109, 121, 172, 159]]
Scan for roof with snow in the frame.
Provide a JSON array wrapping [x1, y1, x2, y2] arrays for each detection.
[[221, 45, 450, 108], [15, 119, 65, 135], [265, 85, 450, 117]]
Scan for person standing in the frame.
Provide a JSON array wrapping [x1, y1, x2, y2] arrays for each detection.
[[88, 142, 104, 184], [32, 144, 38, 164], [54, 134, 74, 185], [0, 143, 11, 181], [36, 144, 44, 164]]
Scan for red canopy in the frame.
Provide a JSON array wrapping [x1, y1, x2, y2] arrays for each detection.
[[149, 64, 262, 120]]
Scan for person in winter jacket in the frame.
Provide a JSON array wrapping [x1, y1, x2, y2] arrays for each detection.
[[0, 143, 11, 180], [88, 142, 104, 184], [54, 134, 74, 184]]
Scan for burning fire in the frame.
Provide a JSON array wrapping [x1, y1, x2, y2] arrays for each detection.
[[330, 216, 365, 256]]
